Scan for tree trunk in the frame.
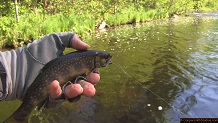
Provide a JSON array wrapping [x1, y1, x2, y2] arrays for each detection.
[[14, 0, 20, 22]]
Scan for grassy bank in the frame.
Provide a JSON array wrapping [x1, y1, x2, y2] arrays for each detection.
[[1, 0, 218, 48]]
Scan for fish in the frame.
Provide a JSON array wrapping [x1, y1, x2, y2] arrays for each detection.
[[4, 50, 112, 123]]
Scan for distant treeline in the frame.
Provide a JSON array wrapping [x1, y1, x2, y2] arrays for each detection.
[[0, 0, 218, 47]]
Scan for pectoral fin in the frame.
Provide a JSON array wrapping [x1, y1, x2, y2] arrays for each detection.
[[37, 95, 49, 110]]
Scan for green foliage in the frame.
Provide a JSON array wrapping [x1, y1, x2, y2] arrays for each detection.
[[0, 0, 218, 47]]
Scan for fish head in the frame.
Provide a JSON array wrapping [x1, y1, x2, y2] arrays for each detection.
[[94, 51, 112, 68]]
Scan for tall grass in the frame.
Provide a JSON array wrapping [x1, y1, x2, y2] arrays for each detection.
[[0, 12, 97, 47], [1, 0, 218, 48], [106, 8, 165, 26]]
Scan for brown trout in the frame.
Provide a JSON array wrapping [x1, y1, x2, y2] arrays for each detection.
[[4, 50, 112, 123]]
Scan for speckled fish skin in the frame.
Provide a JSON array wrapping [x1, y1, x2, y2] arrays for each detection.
[[4, 50, 112, 123]]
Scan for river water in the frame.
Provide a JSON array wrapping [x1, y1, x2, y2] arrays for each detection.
[[0, 13, 218, 123]]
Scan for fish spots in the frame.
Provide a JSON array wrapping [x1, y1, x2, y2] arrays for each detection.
[[8, 50, 111, 122]]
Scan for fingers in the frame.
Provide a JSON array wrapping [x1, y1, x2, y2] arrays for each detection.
[[77, 80, 96, 97], [71, 33, 90, 50], [49, 81, 95, 99], [64, 84, 83, 98], [50, 80, 84, 99], [49, 73, 100, 99], [49, 80, 62, 99], [86, 73, 100, 84], [64, 73, 99, 97]]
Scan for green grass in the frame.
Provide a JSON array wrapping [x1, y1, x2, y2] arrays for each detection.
[[0, 12, 98, 47], [1, 4, 218, 48]]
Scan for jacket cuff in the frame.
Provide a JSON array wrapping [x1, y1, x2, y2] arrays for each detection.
[[57, 32, 75, 48]]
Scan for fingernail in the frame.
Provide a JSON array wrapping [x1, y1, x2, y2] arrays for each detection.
[[87, 44, 90, 48], [54, 80, 60, 84], [81, 41, 90, 48]]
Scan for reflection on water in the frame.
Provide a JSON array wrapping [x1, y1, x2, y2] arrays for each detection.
[[1, 14, 218, 123]]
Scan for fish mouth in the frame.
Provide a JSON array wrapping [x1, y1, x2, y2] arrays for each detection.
[[104, 55, 112, 67], [106, 55, 112, 65]]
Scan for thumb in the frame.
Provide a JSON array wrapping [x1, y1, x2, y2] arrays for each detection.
[[71, 34, 90, 50], [49, 80, 62, 99]]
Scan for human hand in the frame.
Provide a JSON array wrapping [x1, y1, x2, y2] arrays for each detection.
[[49, 33, 100, 100]]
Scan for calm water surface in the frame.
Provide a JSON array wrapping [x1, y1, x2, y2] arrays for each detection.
[[1, 13, 218, 123]]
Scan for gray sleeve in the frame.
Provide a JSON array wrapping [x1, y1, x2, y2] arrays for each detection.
[[0, 32, 75, 101]]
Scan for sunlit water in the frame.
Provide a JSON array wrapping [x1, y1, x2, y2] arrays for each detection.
[[1, 13, 218, 123]]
